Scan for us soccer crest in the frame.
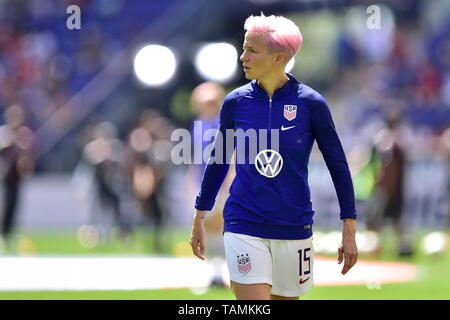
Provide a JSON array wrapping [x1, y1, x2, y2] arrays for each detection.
[[284, 105, 297, 121], [237, 254, 251, 274]]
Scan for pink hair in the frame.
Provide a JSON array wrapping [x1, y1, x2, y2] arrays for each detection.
[[244, 13, 302, 63]]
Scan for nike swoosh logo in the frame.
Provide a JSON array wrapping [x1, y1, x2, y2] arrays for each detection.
[[299, 277, 310, 284], [281, 125, 295, 131]]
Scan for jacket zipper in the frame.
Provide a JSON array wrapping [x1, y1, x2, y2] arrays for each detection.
[[268, 98, 272, 149]]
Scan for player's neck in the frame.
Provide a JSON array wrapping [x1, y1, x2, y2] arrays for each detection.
[[257, 72, 289, 99]]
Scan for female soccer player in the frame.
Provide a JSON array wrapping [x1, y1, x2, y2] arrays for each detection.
[[190, 13, 358, 300]]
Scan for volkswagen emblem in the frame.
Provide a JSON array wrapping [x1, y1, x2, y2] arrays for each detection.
[[254, 149, 283, 178]]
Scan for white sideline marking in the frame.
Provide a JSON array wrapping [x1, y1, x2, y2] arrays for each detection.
[[0, 256, 416, 291], [222, 256, 417, 287], [0, 256, 214, 291], [312, 257, 417, 286]]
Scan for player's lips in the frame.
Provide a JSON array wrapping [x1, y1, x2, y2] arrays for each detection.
[[243, 65, 250, 72]]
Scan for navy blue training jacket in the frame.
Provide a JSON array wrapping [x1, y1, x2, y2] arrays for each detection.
[[195, 73, 357, 239]]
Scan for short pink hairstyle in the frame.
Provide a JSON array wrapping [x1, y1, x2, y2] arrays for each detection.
[[244, 13, 302, 63]]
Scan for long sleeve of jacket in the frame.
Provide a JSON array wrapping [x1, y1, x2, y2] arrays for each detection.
[[309, 95, 357, 220]]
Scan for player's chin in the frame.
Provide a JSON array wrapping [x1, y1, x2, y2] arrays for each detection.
[[243, 71, 255, 80]]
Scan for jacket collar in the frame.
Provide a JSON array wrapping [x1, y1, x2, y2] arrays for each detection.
[[250, 73, 299, 97]]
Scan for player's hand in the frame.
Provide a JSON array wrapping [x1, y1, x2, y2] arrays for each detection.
[[189, 210, 207, 260], [338, 219, 358, 275]]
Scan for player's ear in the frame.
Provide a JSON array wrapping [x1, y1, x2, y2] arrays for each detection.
[[274, 51, 286, 65]]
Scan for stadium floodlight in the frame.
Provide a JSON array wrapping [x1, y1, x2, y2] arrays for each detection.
[[194, 42, 238, 83], [133, 44, 177, 87]]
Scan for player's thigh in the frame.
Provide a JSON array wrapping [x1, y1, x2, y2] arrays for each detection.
[[270, 236, 314, 298], [223, 232, 273, 287], [231, 281, 271, 300]]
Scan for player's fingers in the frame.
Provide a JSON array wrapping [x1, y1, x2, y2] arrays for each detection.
[[342, 257, 351, 274], [341, 252, 357, 275], [196, 238, 206, 260], [337, 246, 344, 264], [199, 240, 206, 256], [189, 236, 200, 257], [341, 260, 351, 275], [190, 237, 205, 260], [193, 244, 204, 260]]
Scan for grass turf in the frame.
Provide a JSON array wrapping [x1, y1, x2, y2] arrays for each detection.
[[0, 227, 448, 300]]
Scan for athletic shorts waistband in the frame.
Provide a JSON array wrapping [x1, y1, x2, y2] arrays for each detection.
[[223, 220, 313, 240]]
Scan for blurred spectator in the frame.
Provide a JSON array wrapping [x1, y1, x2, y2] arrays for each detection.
[[123, 109, 173, 252], [184, 81, 235, 284], [0, 104, 35, 249], [77, 121, 132, 243], [365, 112, 413, 256], [183, 82, 225, 203], [439, 128, 450, 232]]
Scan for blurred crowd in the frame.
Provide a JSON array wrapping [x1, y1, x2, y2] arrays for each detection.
[[0, 0, 449, 254], [319, 2, 450, 254], [70, 109, 175, 250]]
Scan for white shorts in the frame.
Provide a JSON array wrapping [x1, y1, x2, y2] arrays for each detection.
[[224, 232, 314, 297]]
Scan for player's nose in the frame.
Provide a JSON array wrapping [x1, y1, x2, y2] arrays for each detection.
[[240, 51, 247, 62]]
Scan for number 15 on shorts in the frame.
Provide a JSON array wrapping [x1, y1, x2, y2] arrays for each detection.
[[298, 248, 311, 284]]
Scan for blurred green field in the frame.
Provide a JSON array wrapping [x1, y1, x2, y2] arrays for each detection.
[[0, 227, 448, 300]]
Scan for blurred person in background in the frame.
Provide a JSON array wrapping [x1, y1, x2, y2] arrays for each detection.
[[365, 112, 413, 256], [184, 82, 225, 201], [0, 104, 34, 250], [190, 13, 358, 300], [124, 109, 173, 252], [439, 128, 450, 236], [184, 81, 236, 285], [76, 121, 132, 244]]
